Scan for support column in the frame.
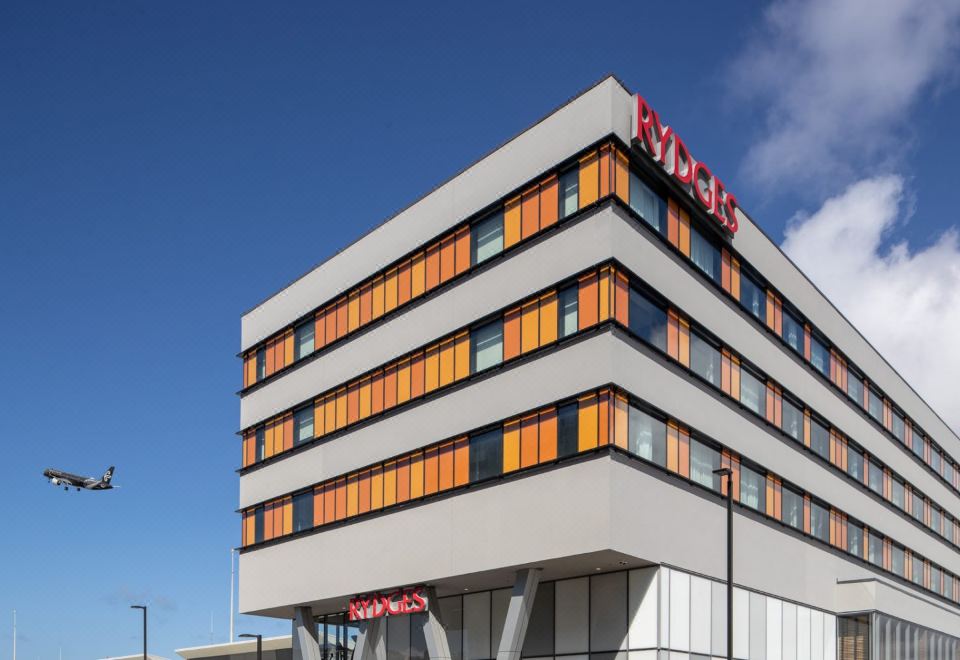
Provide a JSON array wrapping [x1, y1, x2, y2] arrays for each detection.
[[353, 617, 387, 660], [421, 587, 452, 660], [496, 568, 542, 660], [292, 606, 322, 660]]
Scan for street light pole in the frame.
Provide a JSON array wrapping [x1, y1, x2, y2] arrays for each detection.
[[130, 605, 147, 660], [239, 633, 262, 660], [713, 467, 733, 660]]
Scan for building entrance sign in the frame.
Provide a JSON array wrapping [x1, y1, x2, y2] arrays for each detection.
[[348, 585, 428, 621]]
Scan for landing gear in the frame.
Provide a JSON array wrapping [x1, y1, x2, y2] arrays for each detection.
[[64, 486, 69, 491]]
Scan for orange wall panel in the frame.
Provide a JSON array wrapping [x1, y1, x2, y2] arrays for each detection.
[[503, 420, 521, 473], [520, 414, 539, 469], [539, 292, 558, 345], [504, 196, 521, 248], [578, 394, 598, 450], [578, 272, 599, 329], [540, 175, 558, 228], [521, 185, 540, 240], [579, 152, 599, 207], [539, 408, 558, 462], [503, 308, 521, 361], [455, 227, 471, 275]]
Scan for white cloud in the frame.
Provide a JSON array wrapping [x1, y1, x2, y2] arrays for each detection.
[[731, 0, 960, 191], [782, 175, 960, 433]]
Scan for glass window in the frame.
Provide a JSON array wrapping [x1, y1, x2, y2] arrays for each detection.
[[891, 478, 905, 510], [868, 460, 884, 497], [739, 464, 765, 512], [810, 336, 829, 377], [891, 410, 905, 443], [930, 506, 941, 534], [930, 565, 942, 595], [783, 310, 803, 355], [295, 321, 315, 360], [256, 427, 266, 462], [559, 285, 578, 338], [690, 438, 721, 491], [690, 226, 721, 283], [294, 406, 314, 445], [911, 555, 924, 585], [912, 433, 925, 460], [944, 461, 955, 488], [469, 429, 502, 482], [847, 444, 864, 482], [471, 320, 503, 372], [740, 369, 766, 418], [256, 347, 266, 380], [628, 287, 668, 351], [559, 168, 579, 218], [254, 506, 264, 543], [557, 402, 578, 459], [629, 404, 666, 467], [740, 273, 766, 323], [810, 419, 830, 461], [868, 531, 883, 567], [944, 516, 955, 542], [690, 332, 721, 387], [629, 171, 666, 234], [847, 367, 864, 406], [847, 521, 863, 557], [782, 487, 803, 531], [912, 492, 924, 522], [931, 447, 942, 474], [891, 544, 905, 577], [868, 388, 883, 423], [472, 211, 504, 265], [810, 501, 829, 542], [293, 490, 313, 533], [782, 398, 803, 443]]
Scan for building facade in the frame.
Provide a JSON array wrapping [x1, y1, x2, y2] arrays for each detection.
[[235, 77, 960, 660]]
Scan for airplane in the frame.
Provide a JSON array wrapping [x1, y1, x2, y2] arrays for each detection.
[[42, 466, 116, 492]]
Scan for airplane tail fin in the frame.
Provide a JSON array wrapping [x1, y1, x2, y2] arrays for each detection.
[[102, 466, 115, 484]]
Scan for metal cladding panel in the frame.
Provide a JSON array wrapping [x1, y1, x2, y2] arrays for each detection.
[[241, 76, 633, 350], [239, 206, 618, 430], [238, 456, 960, 633], [731, 208, 960, 459]]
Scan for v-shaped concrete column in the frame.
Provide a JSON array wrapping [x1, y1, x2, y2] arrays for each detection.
[[292, 606, 322, 660], [421, 586, 452, 660], [353, 616, 387, 660], [496, 568, 542, 660]]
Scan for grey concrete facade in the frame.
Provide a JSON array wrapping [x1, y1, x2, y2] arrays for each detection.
[[237, 75, 960, 655]]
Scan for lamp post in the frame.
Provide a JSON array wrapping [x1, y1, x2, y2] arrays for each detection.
[[239, 633, 262, 660], [713, 467, 733, 660], [130, 605, 147, 660]]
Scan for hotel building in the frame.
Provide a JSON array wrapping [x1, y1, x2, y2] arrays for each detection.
[[235, 76, 960, 660]]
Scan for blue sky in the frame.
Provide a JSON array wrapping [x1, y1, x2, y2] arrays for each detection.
[[2, 1, 958, 657]]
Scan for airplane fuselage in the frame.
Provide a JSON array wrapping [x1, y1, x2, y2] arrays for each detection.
[[43, 467, 114, 491]]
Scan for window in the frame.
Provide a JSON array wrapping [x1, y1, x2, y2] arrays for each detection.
[[891, 478, 905, 510], [911, 555, 924, 585], [294, 321, 315, 360], [931, 447, 942, 474], [628, 287, 668, 351], [782, 487, 803, 531], [810, 501, 829, 542], [782, 397, 803, 443], [740, 273, 766, 323], [558, 285, 578, 338], [294, 406, 314, 445], [690, 438, 721, 490], [256, 347, 266, 380], [891, 544, 905, 577], [256, 426, 267, 461], [912, 432, 925, 460], [847, 444, 864, 482], [930, 565, 942, 595], [471, 320, 503, 372], [944, 461, 955, 487], [690, 226, 721, 283], [293, 491, 313, 533], [783, 310, 803, 355], [930, 506, 941, 534], [739, 463, 765, 512], [472, 211, 504, 265], [469, 429, 502, 482], [868, 460, 884, 497], [629, 404, 666, 466], [809, 335, 829, 377], [559, 169, 578, 218], [868, 387, 883, 423], [556, 402, 578, 458], [254, 507, 265, 544], [911, 492, 924, 522], [891, 410, 905, 443], [810, 419, 830, 461], [944, 516, 955, 541], [847, 521, 863, 557], [629, 172, 666, 234], [690, 332, 721, 387], [740, 368, 766, 418], [868, 531, 883, 566], [847, 367, 864, 405]]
